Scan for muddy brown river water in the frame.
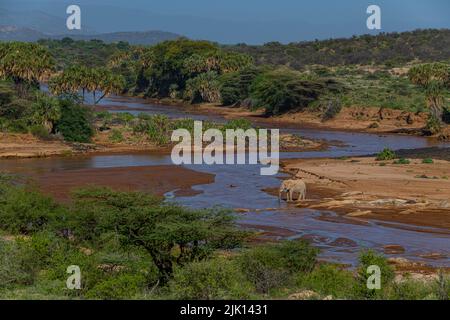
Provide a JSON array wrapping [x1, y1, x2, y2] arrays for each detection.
[[1, 94, 449, 267]]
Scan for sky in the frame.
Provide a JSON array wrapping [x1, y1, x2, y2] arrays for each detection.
[[1, 0, 449, 44]]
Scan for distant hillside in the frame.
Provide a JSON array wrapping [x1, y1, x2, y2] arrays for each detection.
[[0, 8, 93, 35], [0, 26, 181, 45], [226, 29, 450, 68], [0, 26, 47, 42], [51, 31, 181, 45]]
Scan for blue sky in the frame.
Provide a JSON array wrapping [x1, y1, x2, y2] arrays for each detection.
[[1, 0, 449, 43]]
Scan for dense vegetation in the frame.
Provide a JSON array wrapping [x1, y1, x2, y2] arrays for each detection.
[[226, 29, 450, 69], [1, 31, 450, 300], [104, 36, 449, 122], [37, 38, 129, 70], [0, 79, 94, 142], [0, 178, 448, 300]]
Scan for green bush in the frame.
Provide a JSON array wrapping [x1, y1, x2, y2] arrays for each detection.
[[6, 119, 30, 133], [85, 273, 145, 300], [184, 71, 221, 104], [376, 148, 397, 161], [29, 125, 50, 140], [109, 129, 124, 143], [393, 158, 410, 165], [355, 250, 395, 299], [425, 115, 442, 135], [321, 98, 343, 121], [220, 73, 241, 105], [54, 99, 94, 143], [387, 278, 437, 300], [296, 264, 356, 299], [222, 118, 253, 131], [0, 239, 37, 288], [239, 241, 318, 294], [220, 67, 260, 106], [0, 184, 64, 234], [250, 70, 324, 115], [422, 158, 434, 164], [169, 258, 252, 300]]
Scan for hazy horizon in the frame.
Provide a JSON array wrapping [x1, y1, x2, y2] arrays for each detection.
[[1, 0, 449, 44]]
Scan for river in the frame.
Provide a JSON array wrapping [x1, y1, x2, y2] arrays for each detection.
[[1, 94, 449, 267]]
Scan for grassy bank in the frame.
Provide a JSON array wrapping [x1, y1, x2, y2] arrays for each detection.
[[0, 177, 448, 300]]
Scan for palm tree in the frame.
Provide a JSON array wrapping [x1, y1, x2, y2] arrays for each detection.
[[32, 92, 61, 133], [0, 42, 55, 96], [409, 63, 450, 122], [49, 66, 124, 105]]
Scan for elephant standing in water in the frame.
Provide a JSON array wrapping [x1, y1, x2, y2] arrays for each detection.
[[279, 179, 307, 202]]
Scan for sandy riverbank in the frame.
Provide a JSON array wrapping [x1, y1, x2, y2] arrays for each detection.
[[27, 165, 215, 202], [277, 156, 450, 230], [0, 130, 324, 159], [134, 97, 441, 137]]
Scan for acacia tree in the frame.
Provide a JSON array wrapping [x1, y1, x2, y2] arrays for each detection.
[[408, 63, 450, 122], [0, 42, 54, 96]]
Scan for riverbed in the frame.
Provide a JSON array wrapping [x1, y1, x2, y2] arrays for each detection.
[[1, 94, 449, 267]]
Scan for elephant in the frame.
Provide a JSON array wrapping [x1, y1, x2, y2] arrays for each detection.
[[279, 179, 307, 202]]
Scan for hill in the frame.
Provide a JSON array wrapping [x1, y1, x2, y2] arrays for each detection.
[[51, 31, 181, 45], [0, 26, 47, 42], [0, 26, 181, 45], [226, 29, 450, 68]]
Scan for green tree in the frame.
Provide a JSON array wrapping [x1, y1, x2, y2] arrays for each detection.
[[0, 42, 54, 96], [114, 205, 243, 282], [184, 71, 221, 103], [408, 63, 450, 123], [250, 69, 325, 115], [54, 99, 94, 142], [50, 66, 124, 104], [31, 92, 61, 133]]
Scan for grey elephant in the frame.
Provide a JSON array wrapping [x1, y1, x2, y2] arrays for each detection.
[[279, 179, 307, 202]]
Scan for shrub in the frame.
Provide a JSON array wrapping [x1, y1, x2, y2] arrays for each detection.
[[355, 250, 394, 299], [321, 98, 343, 121], [29, 125, 50, 140], [109, 129, 124, 143], [376, 148, 397, 161], [0, 239, 37, 288], [425, 115, 442, 135], [388, 278, 438, 300], [54, 99, 94, 143], [169, 258, 252, 300], [239, 241, 318, 294], [296, 264, 356, 299], [0, 184, 64, 234], [393, 158, 410, 165], [220, 73, 241, 106], [85, 273, 145, 300], [146, 115, 171, 146], [220, 67, 260, 106], [250, 70, 324, 115], [422, 158, 434, 164], [222, 118, 253, 131]]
